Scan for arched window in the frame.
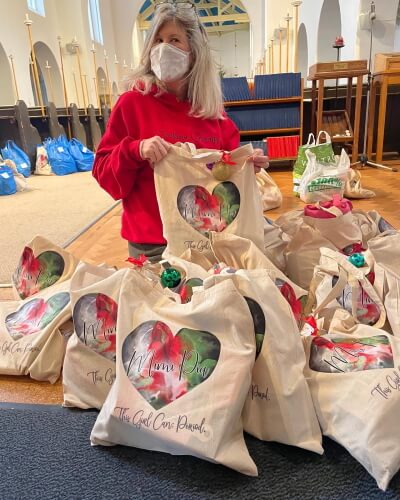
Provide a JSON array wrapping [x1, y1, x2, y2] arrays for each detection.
[[88, 0, 104, 45], [27, 0, 45, 16]]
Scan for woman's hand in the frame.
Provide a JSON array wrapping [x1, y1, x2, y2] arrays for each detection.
[[249, 148, 270, 173], [140, 136, 171, 166]]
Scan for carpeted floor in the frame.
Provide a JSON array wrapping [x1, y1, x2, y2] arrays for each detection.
[[0, 404, 398, 499], [0, 172, 116, 283]]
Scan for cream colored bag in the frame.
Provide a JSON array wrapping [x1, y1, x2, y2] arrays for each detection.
[[209, 231, 306, 323], [12, 235, 79, 300], [303, 206, 363, 251], [262, 217, 288, 271], [304, 325, 400, 491], [35, 145, 53, 175], [344, 168, 375, 199], [367, 231, 400, 336], [275, 209, 304, 238], [284, 224, 337, 290], [90, 270, 257, 476], [255, 169, 282, 211], [306, 247, 386, 329], [63, 263, 124, 409], [0, 280, 70, 382], [154, 143, 264, 260], [202, 270, 322, 453]]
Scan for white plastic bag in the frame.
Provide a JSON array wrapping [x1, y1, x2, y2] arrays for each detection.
[[299, 148, 350, 203], [35, 145, 53, 175]]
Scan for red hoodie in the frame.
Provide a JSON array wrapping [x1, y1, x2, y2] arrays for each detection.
[[92, 88, 240, 244]]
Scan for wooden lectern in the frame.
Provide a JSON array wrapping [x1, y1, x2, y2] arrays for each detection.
[[308, 60, 368, 162], [367, 53, 400, 164]]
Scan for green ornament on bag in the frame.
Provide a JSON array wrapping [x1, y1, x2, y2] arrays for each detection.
[[160, 267, 182, 288]]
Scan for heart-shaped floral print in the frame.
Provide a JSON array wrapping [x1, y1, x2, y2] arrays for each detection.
[[73, 293, 118, 361], [177, 181, 240, 237], [332, 274, 381, 325], [12, 247, 65, 299], [5, 292, 70, 340], [122, 320, 220, 409]]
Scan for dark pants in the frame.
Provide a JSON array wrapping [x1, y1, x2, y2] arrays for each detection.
[[128, 242, 166, 263]]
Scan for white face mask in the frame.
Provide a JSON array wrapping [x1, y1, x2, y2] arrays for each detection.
[[150, 43, 191, 82]]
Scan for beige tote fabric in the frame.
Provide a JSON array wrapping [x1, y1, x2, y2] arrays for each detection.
[[209, 232, 306, 323], [154, 143, 264, 260], [91, 270, 258, 476], [255, 169, 282, 211], [62, 263, 124, 409], [0, 280, 70, 382], [275, 209, 304, 238], [202, 270, 322, 453], [284, 224, 336, 290], [303, 211, 363, 251], [306, 247, 386, 330], [12, 235, 79, 300], [367, 231, 400, 337], [344, 168, 375, 199], [304, 325, 400, 491], [262, 217, 288, 272], [351, 209, 380, 247]]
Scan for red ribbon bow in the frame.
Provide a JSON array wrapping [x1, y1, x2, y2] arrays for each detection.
[[221, 152, 236, 165], [126, 254, 148, 267]]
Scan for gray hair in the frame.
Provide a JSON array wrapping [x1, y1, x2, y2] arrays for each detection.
[[123, 3, 224, 119]]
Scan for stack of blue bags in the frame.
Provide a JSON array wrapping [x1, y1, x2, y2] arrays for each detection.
[[43, 136, 95, 175], [0, 141, 31, 196], [0, 136, 96, 195]]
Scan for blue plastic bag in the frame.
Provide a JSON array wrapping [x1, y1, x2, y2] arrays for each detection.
[[68, 138, 95, 172], [1, 140, 31, 178], [0, 165, 17, 195], [44, 136, 78, 176]]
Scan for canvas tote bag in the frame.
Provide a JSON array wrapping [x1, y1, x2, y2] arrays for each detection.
[[90, 269, 258, 476], [63, 263, 124, 409], [154, 143, 264, 260], [202, 270, 322, 453], [305, 247, 386, 330], [367, 231, 400, 337], [209, 232, 307, 323], [12, 235, 79, 300], [304, 324, 400, 491], [303, 200, 363, 251], [0, 280, 71, 382], [262, 217, 288, 272], [255, 169, 282, 211], [344, 168, 375, 199]]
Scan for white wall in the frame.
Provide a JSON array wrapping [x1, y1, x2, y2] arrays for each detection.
[[0, 43, 16, 104], [209, 30, 250, 78], [0, 0, 119, 107], [1, 0, 400, 107]]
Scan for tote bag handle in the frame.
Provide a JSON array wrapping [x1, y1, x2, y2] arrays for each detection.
[[316, 130, 332, 145]]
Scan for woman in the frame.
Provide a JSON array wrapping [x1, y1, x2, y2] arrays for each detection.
[[93, 1, 269, 262]]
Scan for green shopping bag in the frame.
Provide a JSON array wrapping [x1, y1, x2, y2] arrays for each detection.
[[293, 131, 335, 196]]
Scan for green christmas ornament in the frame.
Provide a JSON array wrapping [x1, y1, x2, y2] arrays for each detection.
[[348, 253, 365, 268], [160, 267, 182, 288], [212, 161, 231, 181]]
